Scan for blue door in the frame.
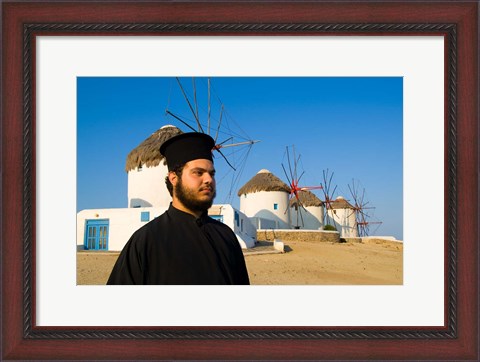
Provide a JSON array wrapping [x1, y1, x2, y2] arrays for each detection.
[[84, 219, 109, 250]]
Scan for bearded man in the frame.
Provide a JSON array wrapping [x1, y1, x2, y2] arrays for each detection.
[[107, 132, 250, 285]]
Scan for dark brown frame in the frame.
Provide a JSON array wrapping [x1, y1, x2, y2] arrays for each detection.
[[2, 1, 478, 360]]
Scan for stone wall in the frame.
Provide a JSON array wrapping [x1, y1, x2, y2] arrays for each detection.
[[257, 229, 340, 243], [342, 237, 363, 243], [342, 237, 402, 244]]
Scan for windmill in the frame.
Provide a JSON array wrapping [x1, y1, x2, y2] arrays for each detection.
[[347, 179, 382, 237], [320, 169, 338, 228], [281, 145, 323, 229], [164, 77, 260, 203]]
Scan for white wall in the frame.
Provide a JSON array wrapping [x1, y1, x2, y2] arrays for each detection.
[[77, 204, 255, 252], [209, 204, 256, 248], [290, 205, 324, 230], [306, 205, 324, 229], [77, 207, 167, 251], [250, 217, 278, 229], [127, 163, 171, 208], [327, 208, 358, 237], [239, 191, 291, 229]]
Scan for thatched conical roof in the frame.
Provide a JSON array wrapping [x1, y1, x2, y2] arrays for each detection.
[[125, 125, 182, 172], [329, 196, 354, 209], [237, 169, 290, 196], [290, 190, 324, 208]]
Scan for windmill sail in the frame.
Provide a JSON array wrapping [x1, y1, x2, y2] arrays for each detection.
[[281, 145, 323, 229], [347, 179, 382, 237], [164, 77, 260, 204]]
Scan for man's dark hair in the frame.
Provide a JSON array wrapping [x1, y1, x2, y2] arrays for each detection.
[[165, 163, 185, 196]]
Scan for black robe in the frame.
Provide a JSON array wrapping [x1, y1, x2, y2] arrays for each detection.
[[107, 204, 250, 285]]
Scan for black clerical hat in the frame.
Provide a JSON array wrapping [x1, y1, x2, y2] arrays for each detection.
[[160, 132, 215, 170]]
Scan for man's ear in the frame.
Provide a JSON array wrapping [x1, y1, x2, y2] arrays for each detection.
[[168, 171, 178, 186]]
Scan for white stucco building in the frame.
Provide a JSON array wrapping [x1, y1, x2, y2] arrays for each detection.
[[77, 207, 167, 252], [208, 204, 257, 248], [77, 204, 256, 251], [289, 190, 324, 230], [77, 125, 256, 251], [327, 196, 358, 237], [238, 169, 326, 231], [126, 125, 181, 208], [127, 165, 170, 208], [238, 169, 291, 229]]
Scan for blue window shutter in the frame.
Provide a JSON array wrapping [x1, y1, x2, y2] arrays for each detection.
[[141, 211, 150, 222]]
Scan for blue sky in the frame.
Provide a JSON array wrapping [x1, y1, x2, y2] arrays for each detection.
[[77, 77, 403, 239]]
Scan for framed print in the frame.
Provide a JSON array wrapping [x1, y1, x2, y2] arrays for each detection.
[[2, 1, 478, 360]]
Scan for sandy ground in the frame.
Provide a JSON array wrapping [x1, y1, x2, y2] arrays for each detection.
[[77, 239, 402, 285], [245, 239, 403, 285]]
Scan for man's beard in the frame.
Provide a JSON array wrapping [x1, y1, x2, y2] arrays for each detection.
[[174, 178, 216, 214]]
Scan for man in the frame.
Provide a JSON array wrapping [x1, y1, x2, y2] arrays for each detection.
[[107, 132, 250, 285]]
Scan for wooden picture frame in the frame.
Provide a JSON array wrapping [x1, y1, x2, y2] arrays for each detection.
[[2, 1, 478, 360]]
